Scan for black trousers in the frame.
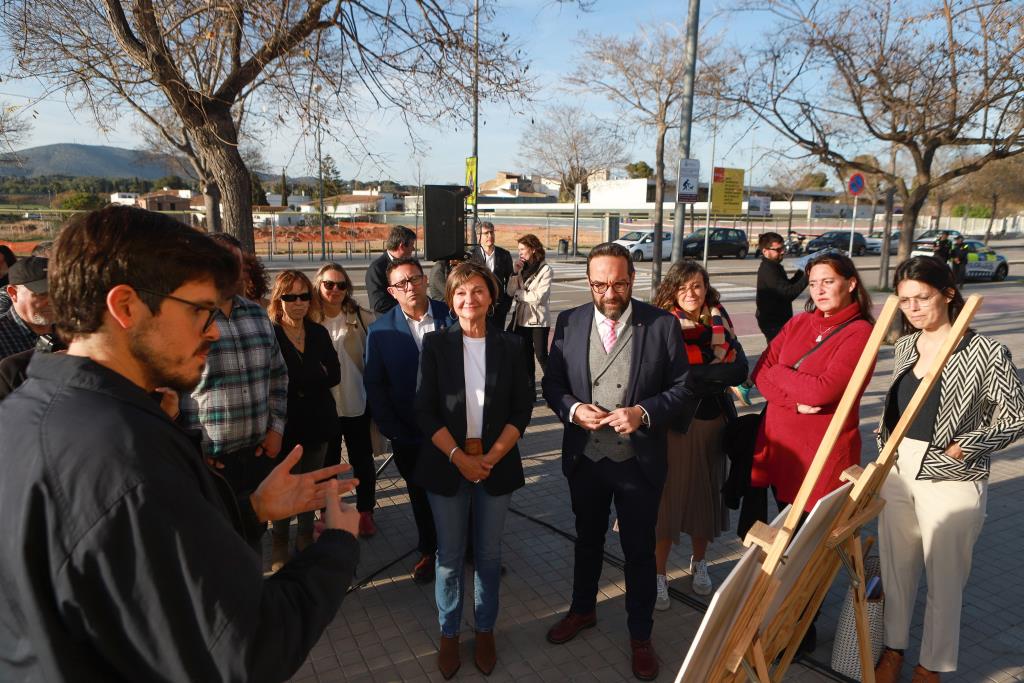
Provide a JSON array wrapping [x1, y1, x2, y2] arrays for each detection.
[[217, 445, 276, 551], [568, 456, 662, 641], [392, 440, 437, 556], [325, 413, 376, 512], [515, 325, 549, 388], [759, 324, 784, 345]]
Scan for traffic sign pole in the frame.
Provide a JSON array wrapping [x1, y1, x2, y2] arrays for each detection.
[[849, 195, 859, 254], [847, 173, 865, 255]]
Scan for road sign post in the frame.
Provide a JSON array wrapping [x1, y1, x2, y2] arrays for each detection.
[[848, 173, 865, 255]]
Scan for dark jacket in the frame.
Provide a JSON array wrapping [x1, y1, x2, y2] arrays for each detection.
[[676, 342, 749, 432], [542, 300, 692, 487], [414, 324, 533, 496], [0, 353, 359, 683], [0, 347, 32, 401], [755, 259, 807, 332], [365, 252, 397, 314], [363, 299, 451, 444], [470, 245, 514, 301], [274, 320, 341, 448], [428, 259, 453, 302]]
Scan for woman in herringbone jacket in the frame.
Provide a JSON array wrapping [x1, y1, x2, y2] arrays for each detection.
[[874, 256, 1024, 683]]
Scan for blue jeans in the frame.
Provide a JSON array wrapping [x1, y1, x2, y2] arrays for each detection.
[[427, 480, 511, 637]]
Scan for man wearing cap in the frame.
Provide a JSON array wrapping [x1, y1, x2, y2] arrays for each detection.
[[0, 256, 55, 360]]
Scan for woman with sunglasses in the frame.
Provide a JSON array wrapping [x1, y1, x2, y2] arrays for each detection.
[[873, 257, 1024, 683], [313, 263, 378, 538], [268, 270, 341, 571]]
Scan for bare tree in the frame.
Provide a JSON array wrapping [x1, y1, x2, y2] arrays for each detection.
[[2, 1, 535, 251], [0, 101, 31, 159], [728, 0, 1024, 258], [949, 155, 1024, 242], [519, 105, 626, 201], [767, 155, 827, 237]]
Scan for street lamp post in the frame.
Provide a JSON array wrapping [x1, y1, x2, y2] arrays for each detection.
[[470, 0, 480, 246], [316, 110, 326, 261]]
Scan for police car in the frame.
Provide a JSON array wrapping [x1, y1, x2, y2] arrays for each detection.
[[911, 239, 1009, 281]]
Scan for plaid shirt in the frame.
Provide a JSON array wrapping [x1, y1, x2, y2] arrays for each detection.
[[0, 308, 40, 360], [179, 296, 288, 457]]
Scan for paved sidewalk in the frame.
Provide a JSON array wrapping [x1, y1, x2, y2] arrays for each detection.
[[275, 307, 1024, 683]]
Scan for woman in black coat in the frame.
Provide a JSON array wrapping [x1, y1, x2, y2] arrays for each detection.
[[268, 270, 341, 571], [415, 261, 533, 679]]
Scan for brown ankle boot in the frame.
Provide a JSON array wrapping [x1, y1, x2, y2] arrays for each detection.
[[474, 631, 496, 675], [911, 664, 941, 682], [438, 634, 460, 679], [874, 648, 904, 683]]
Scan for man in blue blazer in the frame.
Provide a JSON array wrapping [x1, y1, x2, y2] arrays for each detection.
[[542, 243, 691, 681], [364, 257, 450, 582]]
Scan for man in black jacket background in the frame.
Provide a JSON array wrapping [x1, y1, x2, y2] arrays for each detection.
[[0, 206, 361, 683], [366, 225, 417, 314], [470, 221, 515, 328], [755, 232, 808, 343]]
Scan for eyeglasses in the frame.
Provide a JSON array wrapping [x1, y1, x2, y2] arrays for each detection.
[[762, 246, 784, 253], [136, 288, 220, 333], [388, 274, 425, 291], [321, 280, 350, 291], [589, 280, 631, 295], [897, 294, 938, 310], [280, 292, 312, 302]]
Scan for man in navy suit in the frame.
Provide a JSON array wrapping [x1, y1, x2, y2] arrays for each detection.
[[364, 257, 450, 582], [542, 242, 691, 681]]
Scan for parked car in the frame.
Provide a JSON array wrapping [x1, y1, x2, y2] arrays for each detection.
[[865, 232, 901, 255], [912, 239, 1009, 281], [806, 230, 868, 256], [614, 229, 673, 262], [792, 247, 846, 272], [681, 227, 749, 259], [911, 229, 963, 256]]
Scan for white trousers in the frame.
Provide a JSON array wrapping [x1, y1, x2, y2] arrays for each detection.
[[878, 438, 987, 672]]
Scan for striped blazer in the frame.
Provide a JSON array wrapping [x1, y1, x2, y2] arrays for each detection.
[[877, 331, 1024, 481]]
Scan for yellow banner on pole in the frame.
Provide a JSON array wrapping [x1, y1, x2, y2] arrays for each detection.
[[711, 166, 744, 215], [465, 156, 478, 204]]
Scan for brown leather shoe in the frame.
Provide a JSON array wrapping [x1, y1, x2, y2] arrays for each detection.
[[474, 631, 496, 675], [911, 664, 941, 683], [412, 553, 435, 583], [630, 639, 659, 681], [874, 648, 904, 683], [358, 511, 377, 538], [438, 634, 460, 680], [546, 611, 597, 644]]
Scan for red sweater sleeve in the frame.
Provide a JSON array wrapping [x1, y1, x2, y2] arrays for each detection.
[[751, 319, 798, 410], [762, 323, 873, 408]]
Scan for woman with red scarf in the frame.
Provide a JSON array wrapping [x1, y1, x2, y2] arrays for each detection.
[[751, 252, 875, 515], [651, 261, 748, 605]]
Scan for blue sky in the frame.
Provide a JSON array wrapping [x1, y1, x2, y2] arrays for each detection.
[[0, 0, 782, 187]]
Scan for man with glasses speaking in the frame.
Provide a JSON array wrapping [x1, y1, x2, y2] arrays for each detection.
[[756, 231, 808, 344], [542, 242, 691, 681], [364, 257, 450, 582]]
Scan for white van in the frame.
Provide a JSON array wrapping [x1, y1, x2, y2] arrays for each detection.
[[613, 229, 673, 262]]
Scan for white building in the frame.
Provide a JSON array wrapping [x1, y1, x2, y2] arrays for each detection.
[[252, 206, 306, 227], [264, 193, 313, 210]]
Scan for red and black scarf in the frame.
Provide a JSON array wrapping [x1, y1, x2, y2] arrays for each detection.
[[672, 305, 738, 366]]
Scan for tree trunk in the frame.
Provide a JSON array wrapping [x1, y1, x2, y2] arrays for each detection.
[[651, 123, 667, 295], [189, 108, 254, 252], [898, 189, 929, 260], [203, 179, 222, 233], [985, 192, 998, 245]]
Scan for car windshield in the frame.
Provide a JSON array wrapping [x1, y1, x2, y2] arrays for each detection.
[[619, 231, 648, 242]]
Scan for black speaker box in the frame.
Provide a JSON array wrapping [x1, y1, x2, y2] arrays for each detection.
[[424, 185, 467, 261]]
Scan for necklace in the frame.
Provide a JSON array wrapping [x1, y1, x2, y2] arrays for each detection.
[[283, 321, 305, 346], [814, 319, 842, 343]]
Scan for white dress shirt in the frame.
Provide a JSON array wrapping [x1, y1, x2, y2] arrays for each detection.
[[403, 307, 435, 352]]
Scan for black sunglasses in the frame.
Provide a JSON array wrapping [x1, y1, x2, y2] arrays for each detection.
[[321, 281, 350, 290], [281, 292, 312, 302]]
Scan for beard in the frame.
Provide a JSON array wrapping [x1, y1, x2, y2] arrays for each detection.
[[129, 322, 211, 393], [593, 291, 631, 320]]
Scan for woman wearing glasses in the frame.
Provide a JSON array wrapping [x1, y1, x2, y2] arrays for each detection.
[[873, 257, 1024, 683], [506, 233, 553, 384], [313, 263, 379, 538], [415, 261, 533, 678], [651, 261, 748, 603], [268, 270, 341, 571]]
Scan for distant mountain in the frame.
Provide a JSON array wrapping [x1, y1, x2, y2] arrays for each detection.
[[0, 143, 186, 180]]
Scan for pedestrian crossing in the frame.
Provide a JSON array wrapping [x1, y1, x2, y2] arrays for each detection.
[[549, 263, 757, 301]]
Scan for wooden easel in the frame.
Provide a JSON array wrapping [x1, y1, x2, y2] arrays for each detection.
[[676, 294, 982, 683]]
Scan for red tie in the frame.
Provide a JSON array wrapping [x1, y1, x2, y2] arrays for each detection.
[[604, 319, 618, 353]]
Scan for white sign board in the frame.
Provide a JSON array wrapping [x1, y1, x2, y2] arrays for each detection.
[[677, 158, 700, 203]]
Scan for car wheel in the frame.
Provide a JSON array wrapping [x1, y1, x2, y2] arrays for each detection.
[[993, 264, 1008, 282], [632, 250, 644, 262], [854, 245, 865, 256], [736, 246, 748, 259]]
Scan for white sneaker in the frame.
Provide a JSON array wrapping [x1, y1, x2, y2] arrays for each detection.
[[690, 557, 713, 596], [655, 574, 671, 611]]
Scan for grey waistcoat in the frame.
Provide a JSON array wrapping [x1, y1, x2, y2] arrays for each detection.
[[584, 317, 635, 463]]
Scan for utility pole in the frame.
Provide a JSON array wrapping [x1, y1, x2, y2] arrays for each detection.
[[669, 0, 701, 269], [317, 114, 325, 261], [470, 0, 480, 246]]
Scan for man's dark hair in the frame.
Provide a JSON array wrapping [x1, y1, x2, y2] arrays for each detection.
[[385, 225, 416, 252], [758, 232, 785, 250], [51, 206, 240, 340], [208, 232, 242, 250], [587, 241, 635, 276], [0, 245, 15, 268], [385, 256, 424, 283]]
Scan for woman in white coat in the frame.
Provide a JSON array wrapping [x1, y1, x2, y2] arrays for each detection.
[[506, 233, 553, 386]]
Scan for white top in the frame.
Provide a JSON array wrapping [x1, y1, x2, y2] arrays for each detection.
[[483, 248, 496, 272], [463, 335, 487, 439], [403, 308, 435, 351], [322, 311, 367, 417]]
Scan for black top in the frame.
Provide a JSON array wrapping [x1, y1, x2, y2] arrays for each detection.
[[0, 347, 33, 401], [680, 346, 750, 426], [755, 259, 808, 330], [274, 320, 341, 448], [893, 370, 942, 442], [365, 252, 397, 314]]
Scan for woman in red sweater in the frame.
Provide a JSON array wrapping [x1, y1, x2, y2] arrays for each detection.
[[751, 252, 875, 512]]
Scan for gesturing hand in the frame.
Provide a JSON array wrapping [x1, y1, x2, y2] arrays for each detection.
[[796, 403, 822, 414], [573, 403, 610, 431], [324, 479, 360, 537], [250, 445, 358, 522]]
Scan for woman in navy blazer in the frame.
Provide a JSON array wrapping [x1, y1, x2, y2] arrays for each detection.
[[415, 261, 533, 679]]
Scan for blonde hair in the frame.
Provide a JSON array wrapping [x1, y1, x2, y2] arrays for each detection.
[[311, 262, 357, 321]]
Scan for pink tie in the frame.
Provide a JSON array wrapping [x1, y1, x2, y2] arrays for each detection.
[[604, 319, 618, 353]]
